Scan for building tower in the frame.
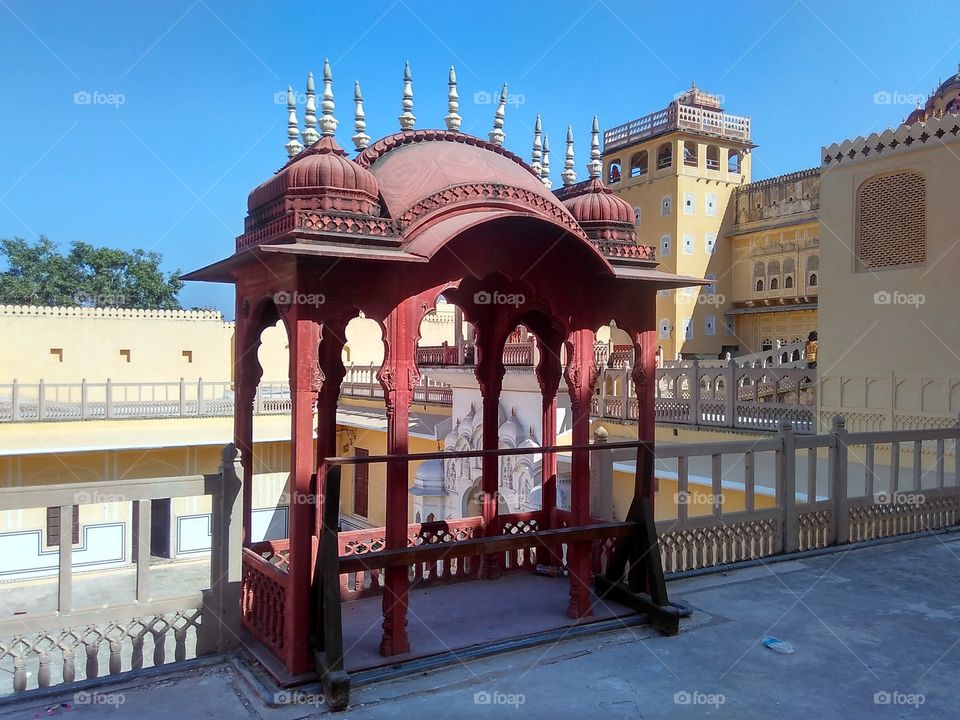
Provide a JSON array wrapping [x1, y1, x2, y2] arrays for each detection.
[[602, 83, 754, 359]]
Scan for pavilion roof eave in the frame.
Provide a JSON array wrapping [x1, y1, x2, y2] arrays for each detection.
[[181, 241, 428, 283], [609, 265, 710, 288]]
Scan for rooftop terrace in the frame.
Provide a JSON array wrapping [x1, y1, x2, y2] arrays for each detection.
[[2, 532, 956, 718]]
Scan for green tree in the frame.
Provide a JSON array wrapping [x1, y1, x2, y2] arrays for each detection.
[[0, 236, 183, 309]]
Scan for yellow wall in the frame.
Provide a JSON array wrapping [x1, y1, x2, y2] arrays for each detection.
[[604, 132, 751, 359], [818, 125, 960, 430]]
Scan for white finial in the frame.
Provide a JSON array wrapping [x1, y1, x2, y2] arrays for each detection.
[[445, 66, 462, 132], [562, 125, 576, 187], [489, 83, 507, 146], [587, 115, 602, 179], [285, 86, 303, 158], [541, 134, 551, 188], [530, 114, 543, 176], [303, 72, 319, 146], [399, 61, 416, 131], [353, 81, 370, 152], [318, 58, 338, 137]]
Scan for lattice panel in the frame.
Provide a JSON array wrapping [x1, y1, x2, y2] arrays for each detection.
[[659, 518, 779, 573], [0, 609, 201, 694], [857, 171, 926, 269], [848, 495, 960, 542], [797, 509, 833, 550]]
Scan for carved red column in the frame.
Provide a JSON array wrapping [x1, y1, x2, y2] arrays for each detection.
[[633, 329, 658, 501], [233, 296, 261, 546], [535, 335, 563, 565], [315, 319, 348, 562], [475, 318, 506, 579], [378, 300, 417, 656], [285, 307, 320, 675], [564, 327, 598, 618]]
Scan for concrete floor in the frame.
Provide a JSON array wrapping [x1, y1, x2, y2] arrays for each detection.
[[2, 532, 959, 719], [341, 573, 636, 671]]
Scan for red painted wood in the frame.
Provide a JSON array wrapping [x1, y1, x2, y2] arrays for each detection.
[[285, 311, 320, 674]]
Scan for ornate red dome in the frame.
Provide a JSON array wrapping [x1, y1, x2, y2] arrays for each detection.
[[562, 178, 634, 224], [247, 136, 380, 216]]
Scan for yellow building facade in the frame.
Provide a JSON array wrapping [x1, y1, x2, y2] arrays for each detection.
[[602, 85, 753, 360]]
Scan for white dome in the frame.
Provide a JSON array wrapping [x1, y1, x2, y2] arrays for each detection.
[[498, 408, 524, 448], [410, 459, 447, 497]]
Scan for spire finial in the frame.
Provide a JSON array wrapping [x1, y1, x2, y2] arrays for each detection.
[[285, 86, 303, 159], [489, 83, 507, 146], [587, 115, 602, 179], [399, 61, 416, 131], [318, 58, 338, 137], [303, 72, 319, 146], [352, 80, 370, 152], [530, 114, 543, 176], [562, 125, 576, 187], [444, 66, 462, 132], [541, 134, 551, 188]]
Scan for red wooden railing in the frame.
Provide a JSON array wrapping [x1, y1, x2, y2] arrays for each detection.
[[241, 543, 290, 663]]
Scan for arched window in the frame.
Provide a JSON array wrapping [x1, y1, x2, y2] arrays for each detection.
[[607, 160, 622, 184], [728, 149, 741, 174], [756, 279, 764, 292], [656, 143, 672, 169], [808, 273, 818, 287], [630, 151, 648, 178], [705, 193, 718, 217], [770, 277, 779, 290], [633, 206, 641, 226], [857, 171, 926, 270], [683, 141, 698, 167], [784, 275, 794, 289], [660, 234, 671, 256], [660, 196, 672, 216], [706, 145, 720, 171], [783, 258, 795, 290], [767, 259, 780, 284], [683, 192, 695, 215], [659, 319, 671, 340]]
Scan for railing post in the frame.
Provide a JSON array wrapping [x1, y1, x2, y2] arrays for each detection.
[[199, 444, 243, 655], [254, 384, 263, 414], [80, 379, 89, 420], [690, 359, 700, 425], [11, 379, 19, 421], [105, 378, 113, 419], [197, 378, 205, 416], [830, 415, 849, 545], [179, 377, 187, 416], [725, 362, 736, 427], [38, 379, 46, 420], [621, 368, 630, 420], [591, 426, 615, 520], [778, 419, 798, 553]]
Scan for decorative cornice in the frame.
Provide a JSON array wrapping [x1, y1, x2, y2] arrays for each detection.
[[0, 305, 224, 321], [236, 209, 397, 251], [393, 181, 588, 241], [822, 112, 960, 167]]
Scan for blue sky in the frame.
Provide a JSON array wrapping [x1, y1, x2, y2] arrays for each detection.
[[1, 0, 957, 315]]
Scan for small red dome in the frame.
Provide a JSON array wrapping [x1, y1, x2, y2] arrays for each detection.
[[562, 178, 633, 224], [248, 136, 380, 215]]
